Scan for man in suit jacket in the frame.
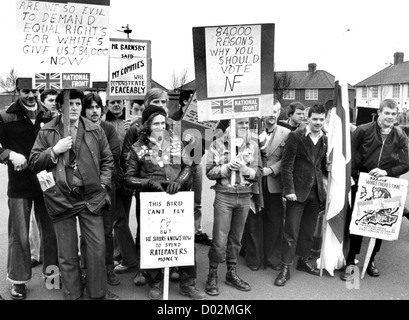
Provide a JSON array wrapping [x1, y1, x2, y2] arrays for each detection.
[[274, 104, 328, 287], [242, 100, 291, 271], [260, 101, 291, 271]]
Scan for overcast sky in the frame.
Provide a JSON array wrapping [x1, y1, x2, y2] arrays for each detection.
[[1, 0, 409, 88]]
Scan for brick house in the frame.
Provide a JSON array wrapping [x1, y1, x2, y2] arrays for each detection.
[[276, 63, 355, 120], [355, 52, 409, 111]]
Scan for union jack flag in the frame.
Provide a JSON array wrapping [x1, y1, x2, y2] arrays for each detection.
[[211, 99, 233, 115], [35, 73, 61, 90]]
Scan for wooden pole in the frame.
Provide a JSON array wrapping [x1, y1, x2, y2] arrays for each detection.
[[62, 90, 70, 165], [163, 267, 169, 300], [230, 119, 236, 185], [361, 237, 376, 279]]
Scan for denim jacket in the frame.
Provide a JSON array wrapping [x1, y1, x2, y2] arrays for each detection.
[[206, 130, 262, 194]]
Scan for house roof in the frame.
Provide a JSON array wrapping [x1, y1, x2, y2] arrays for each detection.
[[354, 61, 409, 87], [275, 70, 354, 90]]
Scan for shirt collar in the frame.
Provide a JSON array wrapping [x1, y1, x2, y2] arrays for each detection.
[[305, 125, 324, 139]]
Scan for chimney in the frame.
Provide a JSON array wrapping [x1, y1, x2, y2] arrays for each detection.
[[308, 63, 317, 73], [394, 52, 404, 65]]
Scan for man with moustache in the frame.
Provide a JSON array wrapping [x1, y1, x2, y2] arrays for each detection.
[[0, 78, 58, 300], [274, 104, 328, 286]]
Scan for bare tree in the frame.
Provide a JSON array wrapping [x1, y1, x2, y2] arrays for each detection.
[[274, 71, 293, 102], [169, 68, 189, 92], [0, 68, 18, 101]]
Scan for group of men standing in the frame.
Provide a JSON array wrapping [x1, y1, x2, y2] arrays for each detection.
[[0, 78, 408, 301]]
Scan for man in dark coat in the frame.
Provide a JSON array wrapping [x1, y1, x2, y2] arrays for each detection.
[[0, 78, 58, 300], [274, 104, 328, 287], [29, 89, 117, 300]]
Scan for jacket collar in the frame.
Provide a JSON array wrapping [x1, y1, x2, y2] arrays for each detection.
[[105, 109, 125, 121], [7, 99, 48, 114]]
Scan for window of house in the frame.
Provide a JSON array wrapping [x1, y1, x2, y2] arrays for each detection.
[[371, 86, 378, 99], [393, 84, 400, 99], [362, 87, 367, 99], [305, 89, 318, 100], [283, 89, 295, 100]]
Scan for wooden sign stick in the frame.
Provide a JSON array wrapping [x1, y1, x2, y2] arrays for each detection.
[[361, 237, 376, 279], [230, 119, 236, 185], [62, 90, 70, 165], [163, 267, 169, 300]]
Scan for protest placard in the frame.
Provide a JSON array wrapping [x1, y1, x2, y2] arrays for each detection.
[[140, 191, 194, 269], [108, 38, 151, 99], [350, 173, 408, 241], [181, 92, 219, 153], [192, 23, 275, 121], [16, 0, 110, 89]]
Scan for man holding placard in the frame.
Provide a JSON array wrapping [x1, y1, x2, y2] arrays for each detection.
[[205, 118, 262, 296], [341, 99, 409, 281]]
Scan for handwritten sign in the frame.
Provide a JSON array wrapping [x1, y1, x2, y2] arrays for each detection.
[[140, 191, 194, 269], [16, 0, 110, 85], [108, 38, 151, 99], [193, 23, 275, 121], [350, 173, 408, 241]]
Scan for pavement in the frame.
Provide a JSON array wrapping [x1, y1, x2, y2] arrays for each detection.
[[0, 162, 409, 303]]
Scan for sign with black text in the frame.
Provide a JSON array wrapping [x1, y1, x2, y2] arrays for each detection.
[[350, 173, 408, 241], [16, 0, 110, 87], [193, 23, 275, 121], [108, 38, 151, 99], [140, 191, 194, 269]]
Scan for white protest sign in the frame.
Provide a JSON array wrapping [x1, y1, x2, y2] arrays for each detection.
[[193, 23, 275, 121], [16, 0, 110, 87], [108, 38, 151, 99], [350, 173, 408, 241], [140, 191, 194, 269]]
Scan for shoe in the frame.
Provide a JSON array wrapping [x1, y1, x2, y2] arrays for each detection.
[[367, 261, 380, 277], [107, 269, 121, 286], [10, 283, 27, 300], [180, 286, 206, 300], [148, 283, 162, 300], [296, 258, 320, 276], [248, 265, 259, 271], [169, 267, 180, 282], [92, 290, 120, 300], [195, 232, 212, 246], [31, 259, 42, 268], [205, 268, 219, 296], [225, 266, 251, 291], [0, 294, 4, 300], [340, 265, 355, 281], [114, 263, 137, 274], [133, 271, 147, 286], [274, 265, 290, 286]]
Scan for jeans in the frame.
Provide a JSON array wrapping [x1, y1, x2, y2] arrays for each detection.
[[281, 187, 322, 265], [53, 206, 107, 300], [192, 163, 203, 234], [7, 196, 58, 283], [208, 192, 251, 267]]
